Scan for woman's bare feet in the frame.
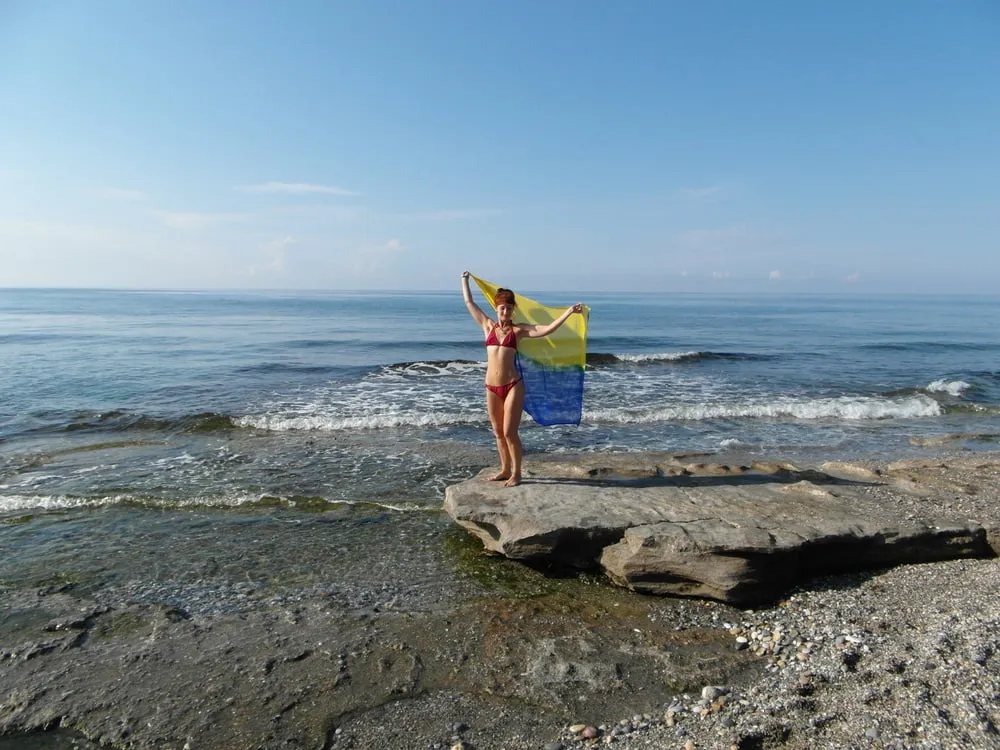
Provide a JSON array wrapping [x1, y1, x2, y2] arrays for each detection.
[[503, 474, 521, 487], [488, 471, 511, 481]]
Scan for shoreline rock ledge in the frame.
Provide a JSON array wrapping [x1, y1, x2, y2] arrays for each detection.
[[443, 453, 1000, 605]]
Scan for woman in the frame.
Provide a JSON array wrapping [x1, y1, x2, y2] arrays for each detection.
[[462, 271, 584, 487]]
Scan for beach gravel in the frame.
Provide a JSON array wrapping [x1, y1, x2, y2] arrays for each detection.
[[545, 557, 1000, 750]]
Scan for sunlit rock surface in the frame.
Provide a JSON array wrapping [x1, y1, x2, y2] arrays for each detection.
[[444, 454, 1000, 604]]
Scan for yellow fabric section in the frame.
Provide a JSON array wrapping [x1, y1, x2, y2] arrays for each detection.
[[471, 275, 589, 368]]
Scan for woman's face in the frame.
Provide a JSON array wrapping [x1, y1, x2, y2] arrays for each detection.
[[496, 302, 514, 321]]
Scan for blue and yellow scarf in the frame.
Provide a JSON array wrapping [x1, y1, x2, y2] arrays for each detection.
[[472, 275, 589, 426]]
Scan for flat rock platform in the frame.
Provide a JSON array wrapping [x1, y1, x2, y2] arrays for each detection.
[[444, 453, 1000, 605]]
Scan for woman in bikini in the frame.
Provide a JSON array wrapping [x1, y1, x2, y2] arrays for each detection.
[[461, 271, 584, 487]]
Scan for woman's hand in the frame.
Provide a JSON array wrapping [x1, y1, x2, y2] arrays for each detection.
[[570, 303, 584, 314], [462, 271, 471, 279]]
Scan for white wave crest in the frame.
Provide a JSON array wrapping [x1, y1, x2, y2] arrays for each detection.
[[0, 493, 266, 513], [925, 379, 971, 397], [614, 351, 702, 363], [718, 438, 746, 448], [370, 361, 483, 380], [0, 495, 106, 512], [236, 410, 479, 431], [585, 395, 941, 424], [0, 493, 424, 513]]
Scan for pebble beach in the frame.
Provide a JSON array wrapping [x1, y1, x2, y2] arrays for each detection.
[[536, 556, 1000, 750], [1, 451, 998, 750]]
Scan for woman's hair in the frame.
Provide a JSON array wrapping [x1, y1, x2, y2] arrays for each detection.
[[494, 288, 516, 307]]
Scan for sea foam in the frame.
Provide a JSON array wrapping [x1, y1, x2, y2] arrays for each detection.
[[0, 492, 423, 513], [585, 394, 942, 424], [235, 411, 480, 431], [613, 351, 703, 363], [925, 379, 972, 397]]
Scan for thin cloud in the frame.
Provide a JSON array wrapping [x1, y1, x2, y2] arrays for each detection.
[[0, 217, 137, 244], [679, 225, 752, 246], [678, 224, 781, 247], [677, 184, 724, 201], [769, 270, 782, 280], [235, 182, 360, 197], [348, 238, 407, 275], [400, 209, 503, 221], [153, 211, 248, 230], [353, 237, 407, 259], [248, 236, 296, 277], [270, 203, 365, 222], [846, 272, 861, 282], [90, 187, 148, 201]]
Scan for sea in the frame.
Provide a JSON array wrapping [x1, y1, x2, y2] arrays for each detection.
[[1, 288, 999, 617]]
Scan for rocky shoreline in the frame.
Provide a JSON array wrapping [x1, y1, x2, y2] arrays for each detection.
[[1, 451, 998, 749], [444, 453, 1000, 605]]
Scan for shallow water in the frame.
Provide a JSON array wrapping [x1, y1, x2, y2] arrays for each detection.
[[2, 289, 999, 618], [0, 504, 482, 621]]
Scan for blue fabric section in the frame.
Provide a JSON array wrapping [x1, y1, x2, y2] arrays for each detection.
[[516, 355, 584, 426]]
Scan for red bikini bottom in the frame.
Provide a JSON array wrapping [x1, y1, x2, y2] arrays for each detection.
[[485, 378, 522, 400]]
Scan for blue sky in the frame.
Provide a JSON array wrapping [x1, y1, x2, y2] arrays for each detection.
[[1, 1, 997, 292]]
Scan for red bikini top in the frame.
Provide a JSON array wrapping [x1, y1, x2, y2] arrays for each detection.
[[485, 325, 517, 349]]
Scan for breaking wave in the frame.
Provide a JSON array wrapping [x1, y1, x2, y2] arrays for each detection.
[[925, 379, 972, 397], [585, 394, 942, 424], [240, 394, 946, 432], [235, 411, 479, 431], [588, 351, 775, 366], [0, 492, 423, 514], [376, 360, 482, 378]]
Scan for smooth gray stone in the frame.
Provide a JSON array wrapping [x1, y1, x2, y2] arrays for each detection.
[[443, 455, 998, 605]]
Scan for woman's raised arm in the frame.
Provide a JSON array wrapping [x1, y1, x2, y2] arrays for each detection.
[[461, 272, 491, 328], [522, 303, 585, 338]]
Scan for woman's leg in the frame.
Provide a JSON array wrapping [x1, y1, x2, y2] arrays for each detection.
[[486, 388, 511, 480], [501, 383, 525, 487]]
